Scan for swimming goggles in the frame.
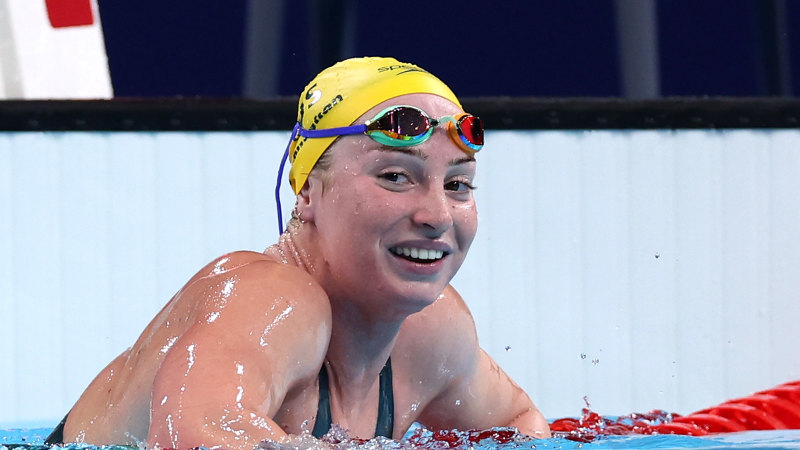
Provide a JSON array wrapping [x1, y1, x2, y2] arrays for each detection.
[[275, 106, 484, 233], [292, 105, 484, 153]]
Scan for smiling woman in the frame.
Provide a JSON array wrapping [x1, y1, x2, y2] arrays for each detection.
[[45, 57, 550, 449]]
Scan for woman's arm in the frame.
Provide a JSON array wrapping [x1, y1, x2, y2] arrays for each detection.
[[148, 262, 332, 449], [415, 285, 551, 438]]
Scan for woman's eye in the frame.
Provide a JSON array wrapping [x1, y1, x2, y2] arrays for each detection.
[[445, 179, 475, 192], [379, 172, 410, 184]]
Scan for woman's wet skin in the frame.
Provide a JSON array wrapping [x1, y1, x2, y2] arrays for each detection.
[[296, 93, 479, 321]]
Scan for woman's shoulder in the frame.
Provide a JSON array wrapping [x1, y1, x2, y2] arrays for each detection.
[[392, 286, 481, 415], [179, 250, 332, 324], [397, 285, 479, 365], [191, 250, 301, 278], [194, 250, 325, 292], [177, 251, 332, 363]]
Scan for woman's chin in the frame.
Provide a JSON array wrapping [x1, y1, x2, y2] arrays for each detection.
[[387, 284, 448, 314]]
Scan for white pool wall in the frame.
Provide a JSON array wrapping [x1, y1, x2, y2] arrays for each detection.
[[1, 129, 798, 426]]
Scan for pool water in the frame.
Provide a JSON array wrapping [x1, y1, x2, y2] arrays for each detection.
[[3, 424, 800, 449]]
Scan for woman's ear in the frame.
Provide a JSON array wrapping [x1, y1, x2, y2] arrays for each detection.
[[295, 175, 322, 223]]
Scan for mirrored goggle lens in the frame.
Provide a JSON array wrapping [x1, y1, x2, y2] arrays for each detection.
[[457, 115, 484, 146], [372, 107, 431, 140]]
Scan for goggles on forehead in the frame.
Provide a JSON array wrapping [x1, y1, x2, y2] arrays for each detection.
[[293, 105, 484, 153], [275, 106, 484, 234]]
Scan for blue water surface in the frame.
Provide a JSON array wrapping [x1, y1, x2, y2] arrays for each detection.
[[2, 426, 800, 449]]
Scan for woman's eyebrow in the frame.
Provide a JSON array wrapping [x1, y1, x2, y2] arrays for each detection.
[[373, 147, 474, 166], [375, 146, 429, 161], [449, 156, 476, 166]]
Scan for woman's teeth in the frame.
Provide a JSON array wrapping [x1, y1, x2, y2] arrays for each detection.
[[392, 247, 444, 261]]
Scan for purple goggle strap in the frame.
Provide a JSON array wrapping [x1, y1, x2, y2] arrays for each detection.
[[275, 123, 368, 234]]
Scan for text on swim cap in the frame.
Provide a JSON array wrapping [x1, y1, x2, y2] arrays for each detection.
[[292, 93, 344, 162], [376, 64, 429, 75], [307, 89, 322, 106]]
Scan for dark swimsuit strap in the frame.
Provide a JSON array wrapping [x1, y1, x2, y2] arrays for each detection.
[[312, 358, 394, 439], [44, 411, 69, 445]]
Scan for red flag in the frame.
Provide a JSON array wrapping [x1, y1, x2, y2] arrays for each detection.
[[45, 0, 94, 28]]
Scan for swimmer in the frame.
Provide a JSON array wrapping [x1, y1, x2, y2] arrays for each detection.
[[47, 57, 551, 449]]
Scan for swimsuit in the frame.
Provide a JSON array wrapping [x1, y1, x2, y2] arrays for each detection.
[[44, 358, 395, 444], [44, 412, 67, 445], [312, 358, 394, 439]]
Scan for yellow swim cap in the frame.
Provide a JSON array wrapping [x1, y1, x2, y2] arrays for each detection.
[[288, 56, 462, 194]]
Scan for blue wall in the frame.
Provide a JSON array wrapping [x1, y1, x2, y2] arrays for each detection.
[[97, 0, 800, 98]]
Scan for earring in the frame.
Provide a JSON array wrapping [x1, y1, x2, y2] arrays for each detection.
[[292, 206, 305, 223]]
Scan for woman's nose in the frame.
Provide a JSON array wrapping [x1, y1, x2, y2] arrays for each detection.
[[412, 186, 453, 235]]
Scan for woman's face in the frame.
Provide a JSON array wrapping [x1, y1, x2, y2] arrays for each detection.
[[304, 93, 479, 316]]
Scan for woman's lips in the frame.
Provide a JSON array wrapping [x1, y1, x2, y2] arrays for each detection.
[[390, 246, 445, 262]]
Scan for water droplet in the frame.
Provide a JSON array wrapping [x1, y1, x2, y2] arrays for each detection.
[[206, 311, 220, 323], [591, 358, 599, 365], [580, 353, 587, 359], [655, 252, 661, 259], [455, 399, 461, 406], [276, 246, 288, 264], [213, 257, 230, 274], [185, 344, 196, 372], [504, 346, 512, 352]]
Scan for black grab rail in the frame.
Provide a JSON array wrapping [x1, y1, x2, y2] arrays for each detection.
[[2, 97, 800, 131]]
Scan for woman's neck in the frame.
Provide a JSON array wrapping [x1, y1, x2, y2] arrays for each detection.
[[264, 220, 314, 271], [265, 219, 404, 379]]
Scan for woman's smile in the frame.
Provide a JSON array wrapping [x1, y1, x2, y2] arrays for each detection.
[[390, 246, 446, 262]]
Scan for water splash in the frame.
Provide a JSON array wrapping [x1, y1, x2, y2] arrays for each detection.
[[8, 422, 800, 449], [550, 406, 675, 443], [252, 423, 537, 450]]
